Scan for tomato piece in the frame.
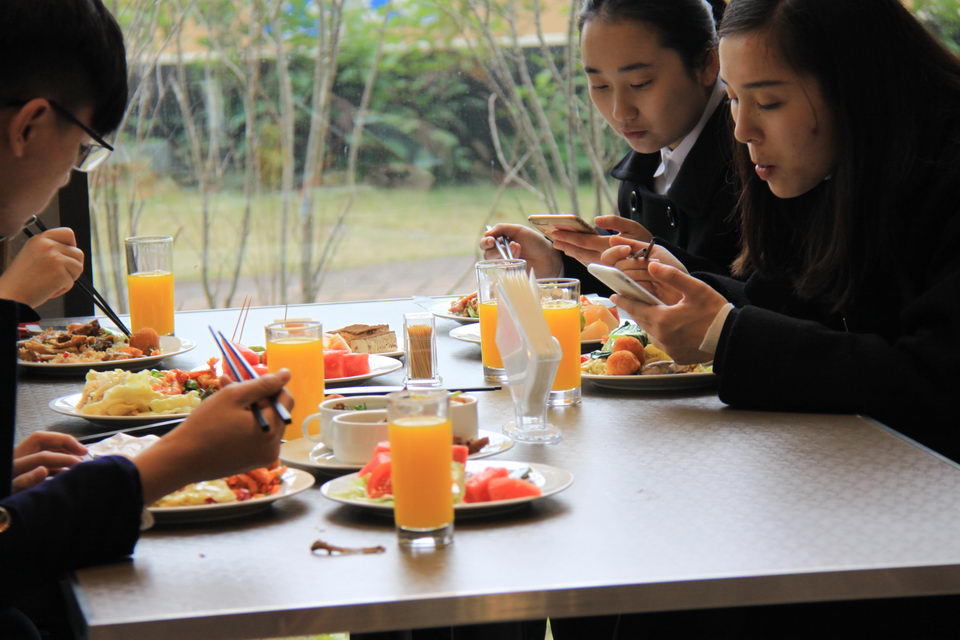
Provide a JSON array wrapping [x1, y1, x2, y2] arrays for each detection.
[[341, 352, 370, 377], [451, 444, 468, 465], [488, 476, 542, 501], [323, 350, 347, 379], [366, 460, 393, 498], [359, 451, 391, 478]]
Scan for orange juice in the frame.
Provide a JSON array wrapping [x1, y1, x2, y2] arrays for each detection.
[[267, 336, 325, 440], [389, 416, 453, 530], [479, 300, 502, 368], [127, 271, 174, 336], [542, 299, 581, 391]]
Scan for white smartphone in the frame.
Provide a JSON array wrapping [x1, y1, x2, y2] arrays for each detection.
[[587, 263, 664, 306], [527, 214, 597, 235]]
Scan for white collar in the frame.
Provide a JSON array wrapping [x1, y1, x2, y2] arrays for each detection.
[[653, 81, 726, 195]]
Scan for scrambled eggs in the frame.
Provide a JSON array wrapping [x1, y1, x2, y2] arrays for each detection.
[[152, 480, 237, 507]]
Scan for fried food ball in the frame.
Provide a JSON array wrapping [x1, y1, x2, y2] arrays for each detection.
[[129, 327, 160, 353], [606, 350, 641, 375], [611, 336, 646, 366]]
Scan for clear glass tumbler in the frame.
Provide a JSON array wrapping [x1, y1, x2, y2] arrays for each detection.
[[475, 258, 526, 382], [388, 389, 454, 550], [124, 236, 174, 335], [537, 278, 581, 407]]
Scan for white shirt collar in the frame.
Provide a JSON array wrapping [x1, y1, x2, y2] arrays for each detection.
[[653, 81, 726, 195]]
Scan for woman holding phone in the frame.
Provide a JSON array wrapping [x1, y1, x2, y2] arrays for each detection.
[[609, 0, 960, 478], [480, 0, 739, 288]]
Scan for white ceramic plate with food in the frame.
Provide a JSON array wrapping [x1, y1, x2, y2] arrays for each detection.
[[148, 468, 315, 524], [429, 300, 479, 324], [49, 393, 193, 426], [581, 370, 717, 391], [281, 429, 515, 474], [18, 335, 196, 374], [320, 460, 572, 517], [448, 323, 603, 349], [325, 354, 403, 386]]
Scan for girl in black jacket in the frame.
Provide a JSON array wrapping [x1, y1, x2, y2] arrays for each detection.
[[480, 0, 739, 292], [608, 0, 960, 468]]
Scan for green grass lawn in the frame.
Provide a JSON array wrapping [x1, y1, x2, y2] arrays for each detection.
[[90, 181, 610, 306]]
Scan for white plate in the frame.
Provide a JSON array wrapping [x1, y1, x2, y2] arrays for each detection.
[[582, 370, 716, 391], [281, 429, 515, 474], [321, 460, 572, 517], [449, 323, 603, 348], [148, 468, 315, 524], [325, 354, 403, 386], [430, 299, 479, 324], [18, 335, 196, 374], [50, 393, 193, 426]]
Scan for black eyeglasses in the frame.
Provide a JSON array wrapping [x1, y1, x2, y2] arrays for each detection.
[[3, 99, 114, 172]]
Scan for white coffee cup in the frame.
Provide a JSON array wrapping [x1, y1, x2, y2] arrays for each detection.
[[449, 393, 479, 441], [301, 395, 389, 444], [328, 409, 389, 464]]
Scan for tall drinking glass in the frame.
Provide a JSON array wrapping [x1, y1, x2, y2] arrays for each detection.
[[266, 320, 324, 440], [476, 259, 526, 382], [537, 278, 581, 406], [388, 389, 454, 550], [124, 236, 174, 336]]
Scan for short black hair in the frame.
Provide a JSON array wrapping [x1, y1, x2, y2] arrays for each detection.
[[0, 0, 128, 135], [578, 0, 725, 74]]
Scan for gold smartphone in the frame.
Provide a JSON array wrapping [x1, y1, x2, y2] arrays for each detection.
[[527, 214, 597, 236]]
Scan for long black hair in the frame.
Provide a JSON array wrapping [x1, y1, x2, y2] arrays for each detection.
[[720, 0, 960, 308], [578, 0, 726, 74]]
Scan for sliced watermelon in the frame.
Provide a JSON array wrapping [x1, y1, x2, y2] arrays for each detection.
[[323, 350, 348, 379], [341, 352, 370, 377], [487, 476, 541, 501], [452, 445, 469, 465], [464, 467, 510, 503]]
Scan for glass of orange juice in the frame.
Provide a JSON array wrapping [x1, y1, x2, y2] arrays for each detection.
[[537, 278, 581, 406], [265, 320, 324, 441], [124, 236, 175, 336], [476, 259, 526, 382], [387, 389, 453, 549]]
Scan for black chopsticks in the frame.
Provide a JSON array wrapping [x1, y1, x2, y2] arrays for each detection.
[[208, 326, 292, 431], [22, 215, 131, 337]]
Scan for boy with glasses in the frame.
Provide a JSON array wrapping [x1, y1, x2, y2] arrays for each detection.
[[0, 2, 294, 637]]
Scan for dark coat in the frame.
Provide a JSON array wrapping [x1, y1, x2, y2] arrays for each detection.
[[566, 100, 740, 295], [1, 299, 142, 603], [700, 157, 960, 461]]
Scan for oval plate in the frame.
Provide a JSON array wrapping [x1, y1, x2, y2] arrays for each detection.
[[281, 429, 515, 474], [449, 322, 603, 350], [430, 300, 479, 324], [49, 393, 193, 426], [321, 460, 573, 517], [325, 354, 403, 386], [148, 468, 314, 524], [19, 334, 196, 375], [581, 370, 716, 391]]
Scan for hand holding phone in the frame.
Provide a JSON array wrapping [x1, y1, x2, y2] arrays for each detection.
[[587, 263, 664, 306], [527, 214, 597, 236]]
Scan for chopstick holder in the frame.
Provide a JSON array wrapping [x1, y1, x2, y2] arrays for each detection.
[[208, 326, 292, 431]]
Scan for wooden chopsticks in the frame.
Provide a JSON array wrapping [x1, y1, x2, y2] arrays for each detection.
[[21, 215, 132, 337], [208, 326, 292, 432]]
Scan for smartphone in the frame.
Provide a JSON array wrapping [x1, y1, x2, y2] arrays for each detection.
[[587, 263, 664, 306], [527, 214, 597, 236]]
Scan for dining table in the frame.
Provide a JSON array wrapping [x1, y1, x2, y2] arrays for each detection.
[[15, 296, 960, 640]]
